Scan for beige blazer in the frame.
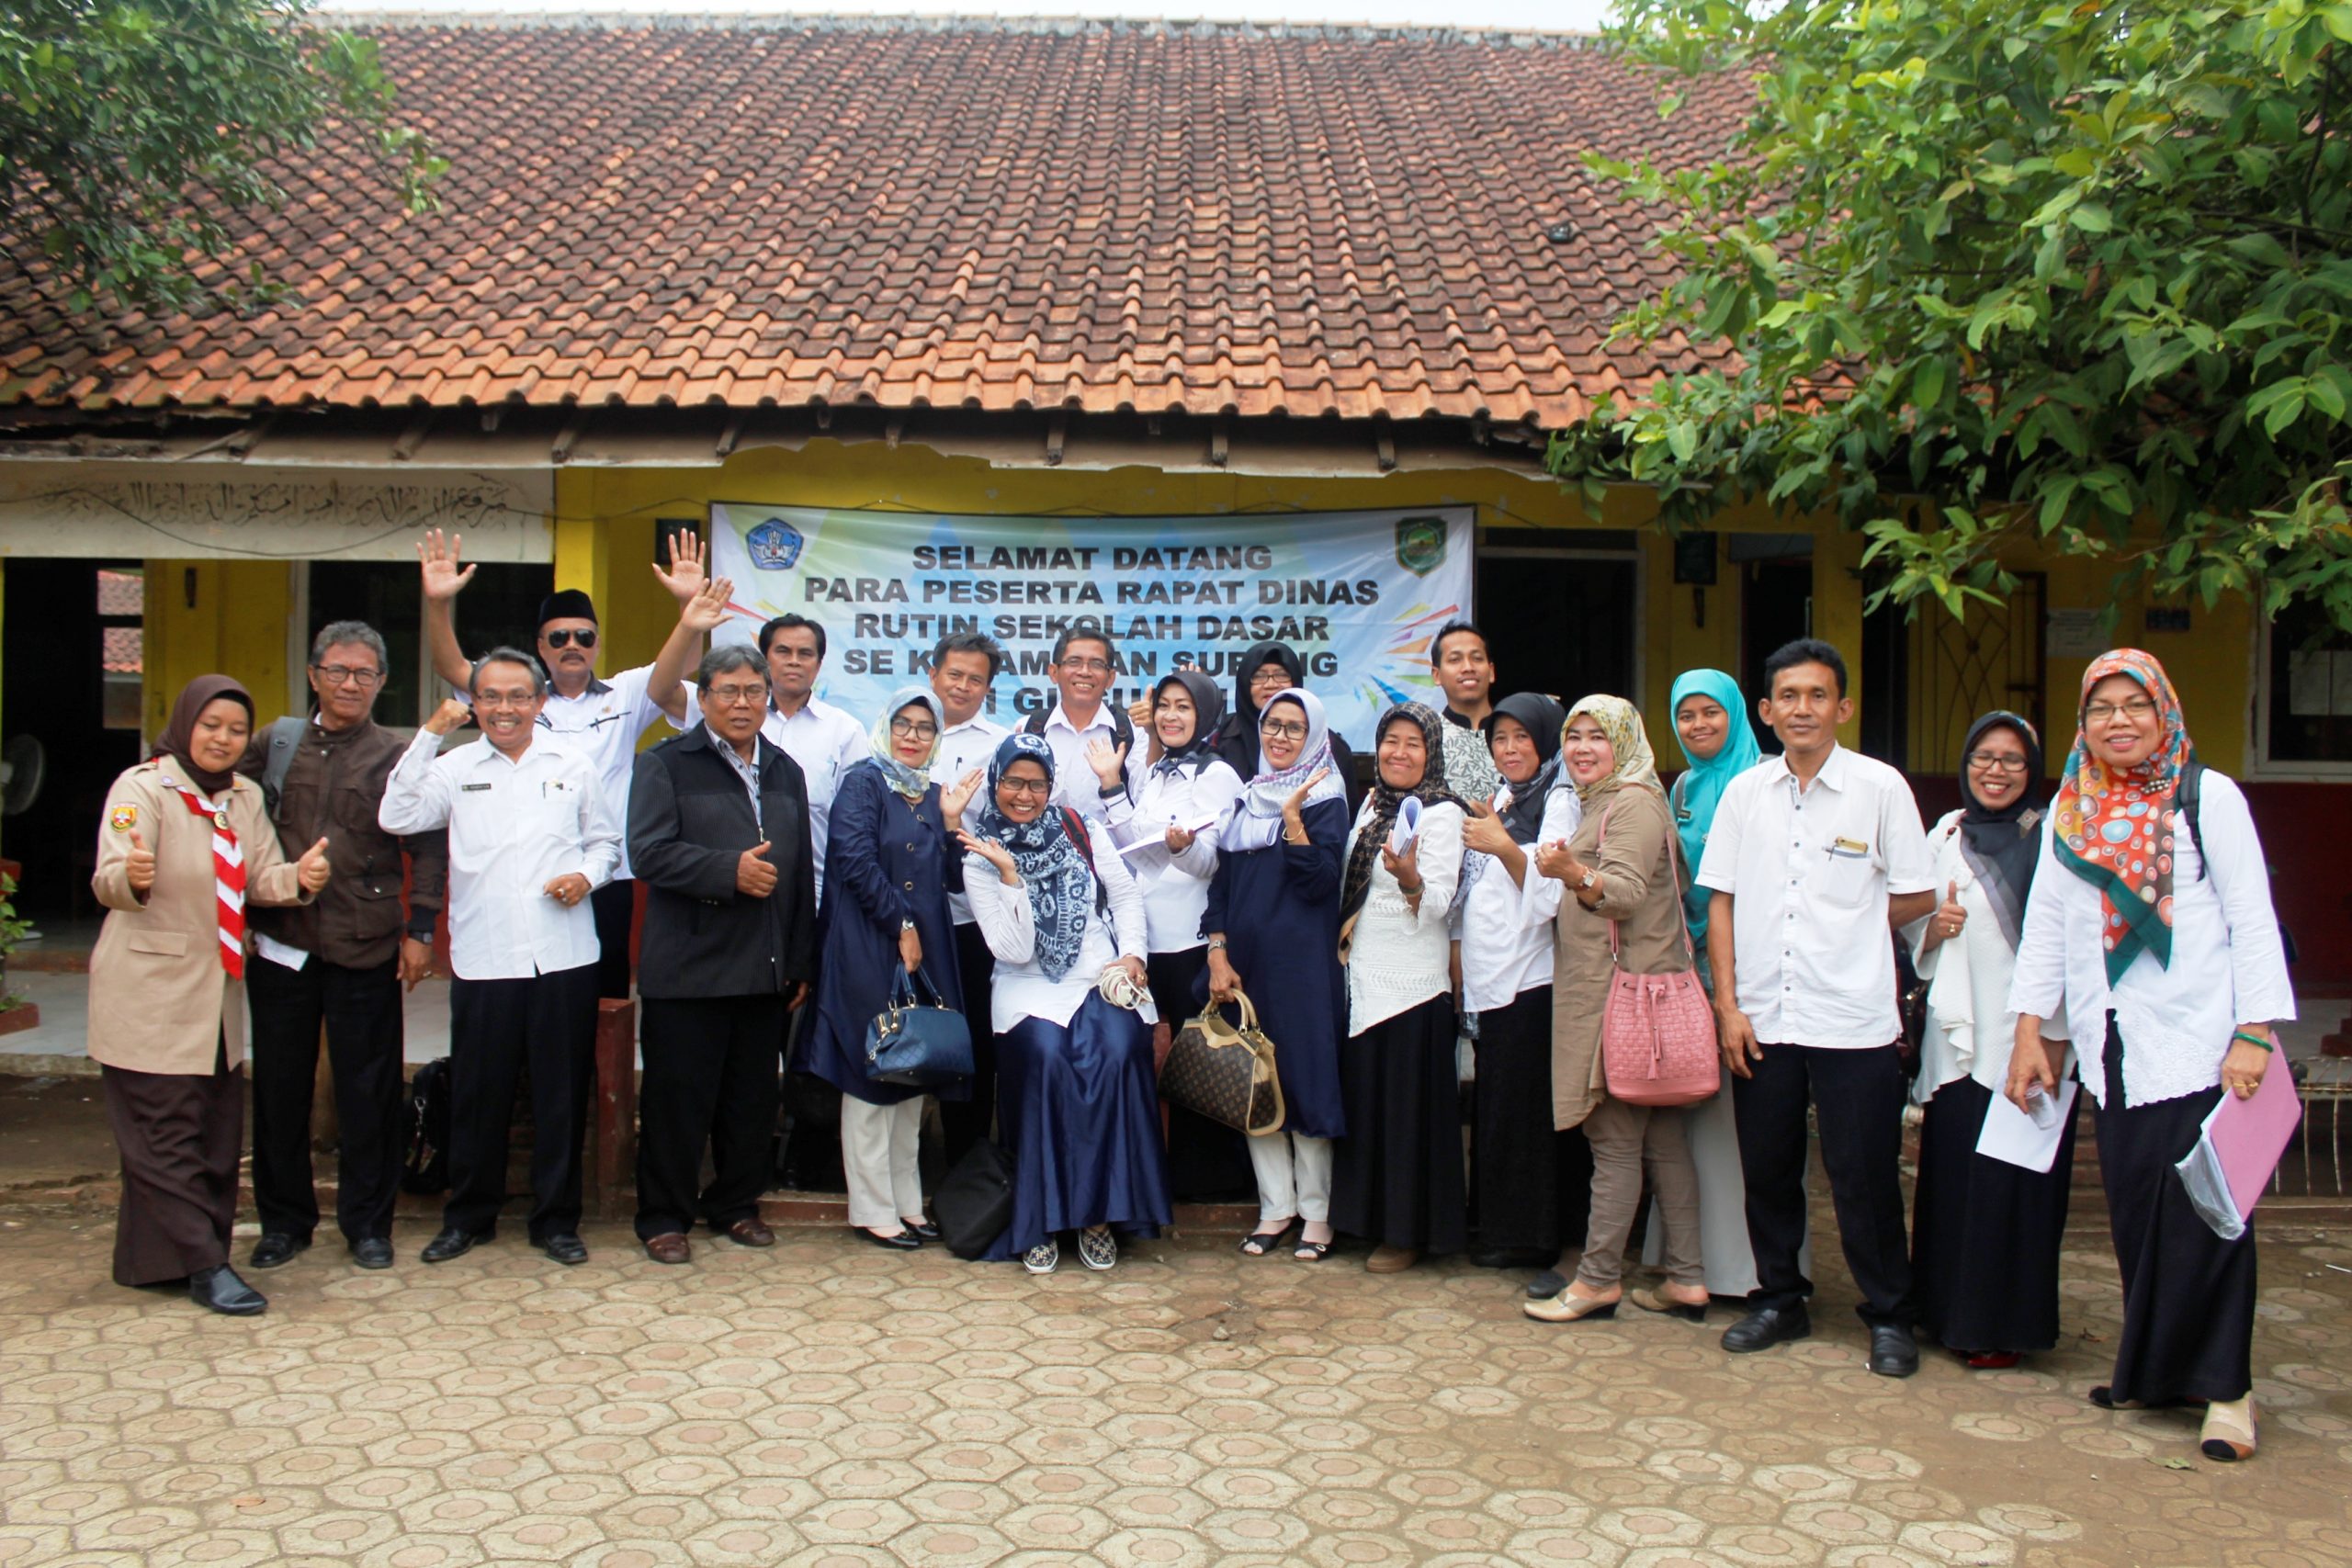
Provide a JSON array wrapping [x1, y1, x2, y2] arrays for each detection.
[[89, 760, 310, 1076], [1548, 784, 1690, 1131]]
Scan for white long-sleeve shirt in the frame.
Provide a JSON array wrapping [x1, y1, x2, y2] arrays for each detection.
[[455, 663, 664, 881], [379, 729, 619, 981], [964, 829, 1154, 1032], [935, 712, 1011, 925], [1104, 757, 1245, 953], [1343, 799, 1466, 1036], [2007, 771, 2293, 1108], [1459, 788, 1579, 1015]]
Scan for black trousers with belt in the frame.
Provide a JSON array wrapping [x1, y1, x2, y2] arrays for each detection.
[[1733, 1041, 1914, 1325], [444, 964, 600, 1242], [637, 993, 788, 1239], [590, 878, 636, 999], [246, 951, 408, 1245], [939, 918, 1000, 1164]]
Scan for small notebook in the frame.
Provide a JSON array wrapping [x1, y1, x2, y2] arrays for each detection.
[[1387, 795, 1423, 855], [2174, 1062, 2303, 1242], [1976, 1077, 2077, 1174]]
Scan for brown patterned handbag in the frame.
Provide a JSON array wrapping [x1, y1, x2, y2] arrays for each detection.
[[1160, 987, 1285, 1135]]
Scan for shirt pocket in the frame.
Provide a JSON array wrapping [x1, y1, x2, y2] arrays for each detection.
[[1811, 836, 1883, 909], [126, 930, 189, 958]]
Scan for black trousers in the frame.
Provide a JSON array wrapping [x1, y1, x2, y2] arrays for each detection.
[[1733, 1042, 1913, 1325], [637, 994, 788, 1240], [246, 952, 407, 1244], [444, 964, 600, 1241], [590, 877, 635, 1000], [939, 919, 1000, 1164]]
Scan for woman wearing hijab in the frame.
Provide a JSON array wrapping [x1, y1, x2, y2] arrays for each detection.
[[1525, 696, 1708, 1325], [1204, 688, 1351, 1259], [958, 734, 1170, 1273], [1905, 711, 2071, 1369], [1105, 671, 1250, 1199], [1458, 694, 1591, 1270], [1214, 640, 1361, 812], [89, 676, 331, 1314], [805, 688, 983, 1249], [2009, 651, 2291, 1462], [1329, 702, 1470, 1271]]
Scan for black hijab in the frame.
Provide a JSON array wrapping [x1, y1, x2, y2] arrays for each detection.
[[1340, 702, 1469, 926], [1149, 671, 1227, 775], [1957, 710, 2046, 949], [1216, 640, 1305, 776], [153, 674, 254, 797], [1480, 693, 1567, 844]]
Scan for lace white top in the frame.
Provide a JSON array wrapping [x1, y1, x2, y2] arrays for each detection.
[[1903, 812, 2066, 1103], [964, 828, 1156, 1032], [1342, 799, 1465, 1038]]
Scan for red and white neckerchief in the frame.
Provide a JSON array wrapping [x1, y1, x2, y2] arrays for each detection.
[[164, 777, 246, 978]]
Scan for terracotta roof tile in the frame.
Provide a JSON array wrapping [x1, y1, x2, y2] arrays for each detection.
[[0, 17, 1748, 425]]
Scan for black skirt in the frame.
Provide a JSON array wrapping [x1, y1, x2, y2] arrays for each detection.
[[2096, 1021, 2257, 1404], [1911, 1076, 2076, 1354], [102, 1039, 243, 1286], [1330, 994, 1467, 1255], [1471, 987, 1592, 1254]]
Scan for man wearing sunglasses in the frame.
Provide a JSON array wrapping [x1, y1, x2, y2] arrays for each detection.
[[419, 528, 729, 998]]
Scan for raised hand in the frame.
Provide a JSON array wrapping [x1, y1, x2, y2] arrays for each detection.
[[417, 529, 477, 601], [1461, 796, 1515, 857], [956, 829, 1019, 882], [125, 829, 156, 895], [423, 697, 476, 737], [650, 530, 709, 604], [737, 840, 777, 897], [679, 574, 734, 636], [939, 767, 984, 824], [1282, 766, 1331, 817], [1086, 736, 1129, 789], [295, 836, 333, 894]]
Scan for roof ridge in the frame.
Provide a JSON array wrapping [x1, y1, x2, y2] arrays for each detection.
[[319, 10, 1610, 47]]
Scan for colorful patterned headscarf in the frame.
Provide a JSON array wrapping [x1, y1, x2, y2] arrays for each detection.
[[967, 733, 1092, 981], [1563, 694, 1664, 804], [2052, 649, 2192, 984], [866, 686, 944, 803], [1224, 689, 1345, 853], [1340, 702, 1467, 924]]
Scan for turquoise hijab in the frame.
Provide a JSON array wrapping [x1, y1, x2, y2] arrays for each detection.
[[1668, 669, 1762, 942]]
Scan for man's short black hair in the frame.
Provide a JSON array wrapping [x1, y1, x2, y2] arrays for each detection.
[[1763, 637, 1849, 699], [1430, 619, 1487, 666], [933, 629, 1007, 681], [469, 647, 548, 696], [758, 614, 826, 660], [696, 644, 768, 688], [1052, 626, 1116, 665]]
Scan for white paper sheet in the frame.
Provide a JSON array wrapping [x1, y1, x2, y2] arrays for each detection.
[[1114, 812, 1220, 857], [1974, 1077, 2078, 1174]]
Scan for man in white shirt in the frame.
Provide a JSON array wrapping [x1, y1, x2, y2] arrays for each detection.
[[418, 528, 726, 998], [1028, 626, 1134, 823], [1695, 638, 1937, 1377], [379, 650, 623, 1269], [926, 630, 1011, 1166]]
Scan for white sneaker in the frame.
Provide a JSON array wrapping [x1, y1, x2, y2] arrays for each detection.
[[1023, 1239, 1059, 1274], [1078, 1225, 1117, 1271]]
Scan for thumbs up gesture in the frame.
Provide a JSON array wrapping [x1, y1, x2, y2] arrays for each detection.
[[295, 836, 334, 894], [125, 830, 156, 896], [738, 840, 778, 897], [1928, 878, 1966, 948], [1460, 795, 1515, 857]]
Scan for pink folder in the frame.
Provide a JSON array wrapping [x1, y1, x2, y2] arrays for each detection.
[[2175, 1062, 2303, 1241]]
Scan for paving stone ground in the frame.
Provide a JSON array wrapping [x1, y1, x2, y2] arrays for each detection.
[[1, 1203, 2347, 1568]]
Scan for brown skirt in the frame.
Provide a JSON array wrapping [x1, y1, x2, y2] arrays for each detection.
[[101, 1039, 243, 1286]]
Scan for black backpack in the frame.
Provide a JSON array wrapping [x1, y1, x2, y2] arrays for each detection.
[[1024, 698, 1135, 801], [400, 1057, 453, 1194]]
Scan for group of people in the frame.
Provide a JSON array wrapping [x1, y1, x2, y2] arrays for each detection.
[[85, 533, 2290, 1465]]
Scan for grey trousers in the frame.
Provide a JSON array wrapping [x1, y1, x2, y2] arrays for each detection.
[[1577, 1096, 1705, 1290]]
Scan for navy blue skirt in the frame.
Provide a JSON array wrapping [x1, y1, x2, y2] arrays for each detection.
[[982, 992, 1173, 1260]]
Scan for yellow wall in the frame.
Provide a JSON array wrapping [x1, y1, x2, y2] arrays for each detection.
[[142, 561, 298, 733]]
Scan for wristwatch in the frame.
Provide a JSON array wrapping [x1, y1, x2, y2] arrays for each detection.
[[900, 919, 918, 933], [1577, 869, 1598, 891]]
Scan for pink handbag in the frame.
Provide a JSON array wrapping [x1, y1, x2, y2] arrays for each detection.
[[1595, 800, 1722, 1109]]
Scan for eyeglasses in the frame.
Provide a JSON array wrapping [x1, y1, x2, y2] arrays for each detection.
[[543, 628, 597, 649], [2085, 697, 2156, 724], [889, 717, 940, 740], [1261, 720, 1307, 741], [1965, 750, 2029, 772], [1057, 657, 1112, 674], [1249, 668, 1292, 690], [476, 691, 538, 710], [706, 684, 767, 706], [311, 664, 383, 688], [998, 776, 1053, 797]]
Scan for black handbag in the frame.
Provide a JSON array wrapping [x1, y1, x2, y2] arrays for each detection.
[[934, 1139, 1015, 1259], [1160, 987, 1285, 1135], [865, 964, 974, 1089]]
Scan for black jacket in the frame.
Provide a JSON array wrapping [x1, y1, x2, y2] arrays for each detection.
[[627, 726, 818, 1000]]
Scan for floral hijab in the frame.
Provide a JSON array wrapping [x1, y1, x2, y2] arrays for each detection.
[[2052, 649, 2192, 983], [867, 686, 944, 804], [1562, 694, 1663, 804], [966, 733, 1096, 981], [1340, 702, 1467, 924]]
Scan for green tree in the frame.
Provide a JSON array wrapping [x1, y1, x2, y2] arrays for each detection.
[[1548, 0, 2352, 630], [0, 0, 442, 317]]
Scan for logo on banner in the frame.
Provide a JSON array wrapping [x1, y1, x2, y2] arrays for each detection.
[[745, 519, 805, 570], [1395, 515, 1448, 577]]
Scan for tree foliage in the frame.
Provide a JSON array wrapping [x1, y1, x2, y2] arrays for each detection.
[[1549, 0, 2352, 630], [0, 0, 443, 318]]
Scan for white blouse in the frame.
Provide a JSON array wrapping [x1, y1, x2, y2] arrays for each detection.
[[1342, 799, 1465, 1037], [1458, 788, 1580, 1015], [1104, 757, 1245, 953], [2007, 772, 2294, 1109], [1903, 812, 2061, 1103], [964, 829, 1156, 1033]]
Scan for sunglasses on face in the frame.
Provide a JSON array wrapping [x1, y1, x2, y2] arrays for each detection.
[[543, 628, 598, 649]]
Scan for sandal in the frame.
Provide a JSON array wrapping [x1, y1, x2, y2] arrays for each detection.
[[1294, 1237, 1333, 1261], [1238, 1219, 1298, 1257]]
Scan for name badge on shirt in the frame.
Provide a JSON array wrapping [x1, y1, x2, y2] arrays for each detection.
[[543, 780, 574, 798], [1829, 836, 1870, 858], [461, 783, 492, 792]]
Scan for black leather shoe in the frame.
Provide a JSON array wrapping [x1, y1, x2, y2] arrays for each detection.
[[420, 1227, 482, 1264], [1721, 1303, 1812, 1354], [857, 1226, 922, 1251], [189, 1265, 267, 1316], [1474, 1247, 1555, 1270], [904, 1220, 942, 1244], [1869, 1323, 1921, 1378], [349, 1237, 394, 1270], [539, 1234, 590, 1266], [1525, 1269, 1569, 1300], [247, 1233, 310, 1270]]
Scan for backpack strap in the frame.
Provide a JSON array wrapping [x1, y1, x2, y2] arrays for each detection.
[[259, 716, 305, 817], [2177, 759, 2208, 883], [1060, 807, 1111, 916]]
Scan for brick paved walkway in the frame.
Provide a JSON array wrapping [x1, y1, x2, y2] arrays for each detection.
[[2, 1210, 2348, 1567]]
